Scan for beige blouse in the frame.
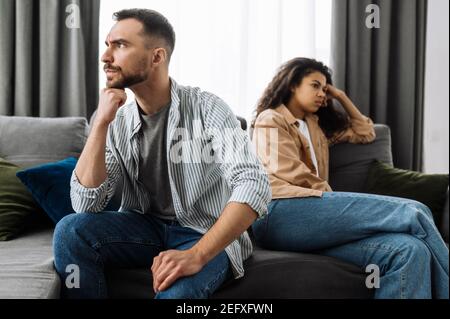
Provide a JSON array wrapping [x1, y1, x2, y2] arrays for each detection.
[[252, 104, 376, 199]]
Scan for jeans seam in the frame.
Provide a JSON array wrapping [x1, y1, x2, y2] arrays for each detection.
[[92, 237, 160, 249], [203, 266, 229, 297], [94, 253, 106, 298], [262, 201, 279, 245], [269, 200, 280, 211], [358, 241, 406, 299], [401, 267, 407, 299], [326, 192, 417, 207]]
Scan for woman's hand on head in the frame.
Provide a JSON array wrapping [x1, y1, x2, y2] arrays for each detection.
[[324, 84, 345, 105]]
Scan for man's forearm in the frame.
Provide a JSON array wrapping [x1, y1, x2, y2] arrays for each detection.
[[190, 202, 258, 265], [74, 121, 109, 188]]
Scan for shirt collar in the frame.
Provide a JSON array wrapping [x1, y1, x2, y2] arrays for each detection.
[[129, 78, 180, 139], [275, 104, 297, 125]]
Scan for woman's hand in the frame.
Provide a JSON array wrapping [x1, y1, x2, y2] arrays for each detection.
[[324, 84, 345, 106]]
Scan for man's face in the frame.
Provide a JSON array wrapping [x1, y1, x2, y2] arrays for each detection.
[[101, 19, 151, 89]]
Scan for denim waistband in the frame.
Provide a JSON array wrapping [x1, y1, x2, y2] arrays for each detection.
[[155, 216, 180, 226]]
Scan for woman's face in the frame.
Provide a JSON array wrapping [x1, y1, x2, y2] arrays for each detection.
[[290, 71, 328, 115]]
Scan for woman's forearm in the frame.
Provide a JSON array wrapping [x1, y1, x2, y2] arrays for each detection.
[[336, 93, 366, 120]]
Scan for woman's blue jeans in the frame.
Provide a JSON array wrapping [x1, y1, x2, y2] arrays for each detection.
[[53, 211, 231, 299], [252, 192, 449, 299]]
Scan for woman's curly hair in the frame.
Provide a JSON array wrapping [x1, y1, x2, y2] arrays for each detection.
[[252, 57, 349, 139]]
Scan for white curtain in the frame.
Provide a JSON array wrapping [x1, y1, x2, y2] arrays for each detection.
[[99, 0, 332, 122]]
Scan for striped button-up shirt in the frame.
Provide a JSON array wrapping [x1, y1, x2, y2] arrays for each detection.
[[70, 79, 271, 278]]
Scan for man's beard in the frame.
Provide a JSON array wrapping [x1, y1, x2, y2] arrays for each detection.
[[106, 72, 148, 89], [105, 59, 148, 89]]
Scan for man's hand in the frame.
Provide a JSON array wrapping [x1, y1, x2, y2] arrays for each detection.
[[151, 248, 206, 293], [94, 88, 127, 127], [150, 203, 257, 294]]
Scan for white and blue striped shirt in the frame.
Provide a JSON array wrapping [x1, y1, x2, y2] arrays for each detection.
[[70, 79, 271, 278]]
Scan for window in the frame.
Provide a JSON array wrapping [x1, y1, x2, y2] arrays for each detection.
[[99, 0, 332, 122]]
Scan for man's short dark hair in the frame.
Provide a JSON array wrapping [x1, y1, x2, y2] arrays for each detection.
[[113, 8, 176, 62]]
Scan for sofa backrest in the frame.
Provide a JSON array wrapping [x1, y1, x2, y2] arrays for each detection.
[[1, 115, 394, 212], [329, 124, 393, 193], [0, 116, 88, 168]]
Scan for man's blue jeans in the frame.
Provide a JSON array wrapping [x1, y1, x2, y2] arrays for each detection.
[[251, 192, 449, 299], [53, 211, 231, 299]]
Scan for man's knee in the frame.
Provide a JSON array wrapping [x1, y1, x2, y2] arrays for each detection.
[[55, 213, 85, 242], [53, 213, 94, 262]]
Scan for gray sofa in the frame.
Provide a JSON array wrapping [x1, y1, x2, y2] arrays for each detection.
[[0, 115, 448, 299]]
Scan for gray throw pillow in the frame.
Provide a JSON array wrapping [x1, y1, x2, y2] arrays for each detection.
[[0, 116, 88, 168]]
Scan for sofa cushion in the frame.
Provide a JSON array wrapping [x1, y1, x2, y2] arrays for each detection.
[[105, 247, 373, 299], [0, 226, 60, 298], [0, 116, 88, 168], [329, 124, 393, 193], [0, 158, 44, 241], [365, 160, 449, 227], [16, 157, 120, 224]]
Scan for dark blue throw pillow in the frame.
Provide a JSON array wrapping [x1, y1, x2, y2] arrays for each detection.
[[16, 157, 120, 224]]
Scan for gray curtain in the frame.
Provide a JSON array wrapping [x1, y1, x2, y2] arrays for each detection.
[[331, 0, 427, 171], [0, 0, 100, 118]]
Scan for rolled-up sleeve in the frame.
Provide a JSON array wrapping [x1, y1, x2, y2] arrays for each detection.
[[329, 115, 376, 145], [70, 127, 122, 213], [203, 95, 271, 218]]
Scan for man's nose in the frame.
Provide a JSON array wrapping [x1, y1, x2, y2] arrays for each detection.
[[101, 49, 113, 64]]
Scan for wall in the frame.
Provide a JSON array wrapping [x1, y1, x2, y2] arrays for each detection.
[[423, 0, 449, 173]]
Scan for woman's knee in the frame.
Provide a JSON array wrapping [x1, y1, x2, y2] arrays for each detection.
[[396, 234, 432, 262], [394, 197, 434, 221], [408, 201, 434, 221]]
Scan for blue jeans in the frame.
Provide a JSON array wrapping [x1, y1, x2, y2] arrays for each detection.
[[251, 192, 449, 299], [53, 211, 231, 299]]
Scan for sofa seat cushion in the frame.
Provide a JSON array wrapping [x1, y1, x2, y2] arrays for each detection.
[[105, 246, 373, 299], [0, 226, 60, 298]]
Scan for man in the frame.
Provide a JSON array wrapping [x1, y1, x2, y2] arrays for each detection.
[[52, 9, 271, 299]]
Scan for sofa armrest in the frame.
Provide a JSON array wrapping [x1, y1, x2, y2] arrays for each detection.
[[329, 124, 393, 193]]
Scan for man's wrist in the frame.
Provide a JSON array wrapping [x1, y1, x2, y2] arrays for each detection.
[[189, 245, 209, 266], [92, 118, 110, 131]]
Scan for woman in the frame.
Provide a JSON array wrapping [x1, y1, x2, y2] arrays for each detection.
[[251, 57, 448, 299]]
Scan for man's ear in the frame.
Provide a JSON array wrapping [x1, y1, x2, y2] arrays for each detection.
[[152, 48, 167, 65]]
